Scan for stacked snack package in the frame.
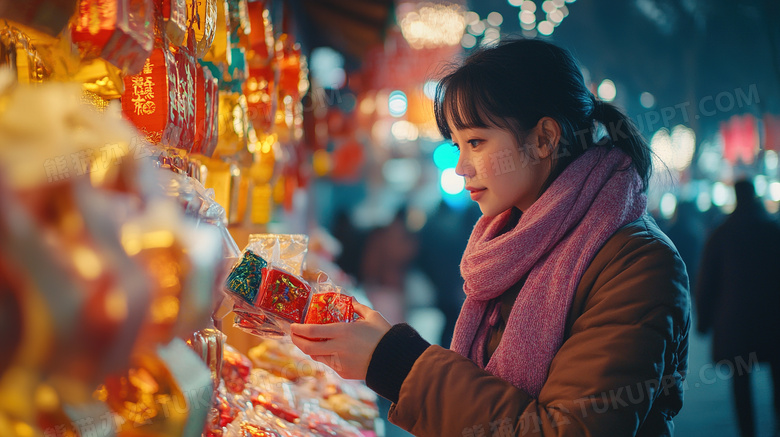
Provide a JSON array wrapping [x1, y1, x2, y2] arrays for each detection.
[[202, 342, 376, 436], [223, 234, 358, 339]]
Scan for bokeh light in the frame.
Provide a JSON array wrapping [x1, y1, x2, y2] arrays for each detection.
[[388, 90, 408, 117], [537, 20, 554, 35], [597, 79, 616, 102], [433, 143, 459, 169], [441, 168, 465, 194], [400, 3, 466, 49], [660, 192, 677, 219], [487, 11, 504, 26], [640, 91, 655, 108]]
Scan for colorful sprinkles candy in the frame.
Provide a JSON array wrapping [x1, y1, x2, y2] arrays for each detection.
[[225, 250, 267, 304], [257, 267, 311, 323]]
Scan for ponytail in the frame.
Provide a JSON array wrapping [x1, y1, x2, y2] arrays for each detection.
[[592, 99, 652, 191]]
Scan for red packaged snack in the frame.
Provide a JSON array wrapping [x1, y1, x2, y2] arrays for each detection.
[[251, 392, 301, 423], [257, 267, 312, 323], [222, 345, 253, 394], [215, 392, 239, 428], [239, 421, 281, 437], [304, 293, 354, 325]]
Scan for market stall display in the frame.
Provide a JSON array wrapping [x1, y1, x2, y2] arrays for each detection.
[[0, 1, 376, 436]]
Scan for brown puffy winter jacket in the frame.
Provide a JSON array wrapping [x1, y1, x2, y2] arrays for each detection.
[[366, 214, 691, 436]]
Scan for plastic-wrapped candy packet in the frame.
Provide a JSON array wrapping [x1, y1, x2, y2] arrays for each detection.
[[256, 266, 312, 324], [224, 234, 314, 338], [225, 249, 268, 305], [303, 279, 355, 325]]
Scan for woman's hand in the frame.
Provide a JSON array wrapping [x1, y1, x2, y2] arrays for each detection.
[[290, 301, 392, 380]]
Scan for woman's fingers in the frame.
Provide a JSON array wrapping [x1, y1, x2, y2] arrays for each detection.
[[290, 322, 343, 340], [290, 335, 338, 356]]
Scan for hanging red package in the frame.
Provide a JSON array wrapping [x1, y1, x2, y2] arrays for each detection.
[[245, 64, 276, 134], [246, 0, 274, 63], [121, 45, 192, 151], [194, 65, 219, 157], [71, 0, 154, 75], [173, 46, 196, 152]]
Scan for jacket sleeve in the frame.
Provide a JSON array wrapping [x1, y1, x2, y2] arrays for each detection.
[[385, 234, 690, 437]]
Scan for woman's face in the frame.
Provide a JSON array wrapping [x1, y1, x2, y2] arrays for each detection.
[[452, 125, 551, 217]]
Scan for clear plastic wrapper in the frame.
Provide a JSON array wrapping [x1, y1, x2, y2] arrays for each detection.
[[304, 280, 356, 325], [246, 234, 309, 276], [225, 234, 313, 338]]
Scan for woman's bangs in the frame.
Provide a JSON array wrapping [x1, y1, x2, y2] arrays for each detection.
[[435, 71, 501, 139]]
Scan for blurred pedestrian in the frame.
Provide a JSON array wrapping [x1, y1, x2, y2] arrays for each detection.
[[665, 201, 706, 292], [360, 208, 418, 325], [416, 201, 474, 346], [695, 178, 780, 437]]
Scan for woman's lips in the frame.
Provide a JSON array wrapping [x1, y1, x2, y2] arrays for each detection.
[[468, 188, 486, 201]]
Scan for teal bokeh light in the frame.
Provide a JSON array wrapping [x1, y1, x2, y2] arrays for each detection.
[[432, 142, 459, 169]]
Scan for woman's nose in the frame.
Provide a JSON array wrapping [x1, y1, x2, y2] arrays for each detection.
[[455, 152, 474, 178]]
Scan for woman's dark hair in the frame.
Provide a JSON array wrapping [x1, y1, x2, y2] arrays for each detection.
[[434, 38, 652, 192]]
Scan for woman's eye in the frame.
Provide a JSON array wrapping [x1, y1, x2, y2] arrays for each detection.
[[468, 139, 483, 148], [451, 142, 460, 151]]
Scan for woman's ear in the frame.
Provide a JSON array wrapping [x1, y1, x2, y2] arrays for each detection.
[[533, 117, 561, 160]]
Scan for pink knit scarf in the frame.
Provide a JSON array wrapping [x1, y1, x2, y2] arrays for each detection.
[[450, 146, 647, 398]]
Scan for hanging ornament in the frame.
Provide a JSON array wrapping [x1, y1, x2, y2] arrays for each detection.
[[156, 0, 188, 47], [193, 65, 219, 158], [183, 0, 216, 57], [70, 0, 154, 75], [202, 0, 230, 64], [121, 45, 193, 151], [201, 156, 233, 220], [276, 34, 301, 102], [173, 45, 197, 151], [226, 0, 250, 43], [228, 161, 249, 224], [245, 63, 275, 134], [245, 0, 274, 65], [0, 26, 49, 84], [213, 91, 248, 157]]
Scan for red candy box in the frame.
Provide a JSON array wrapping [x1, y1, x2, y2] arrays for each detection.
[[257, 267, 312, 323], [304, 293, 354, 325]]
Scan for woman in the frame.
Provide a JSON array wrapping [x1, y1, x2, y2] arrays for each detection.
[[291, 39, 690, 436]]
